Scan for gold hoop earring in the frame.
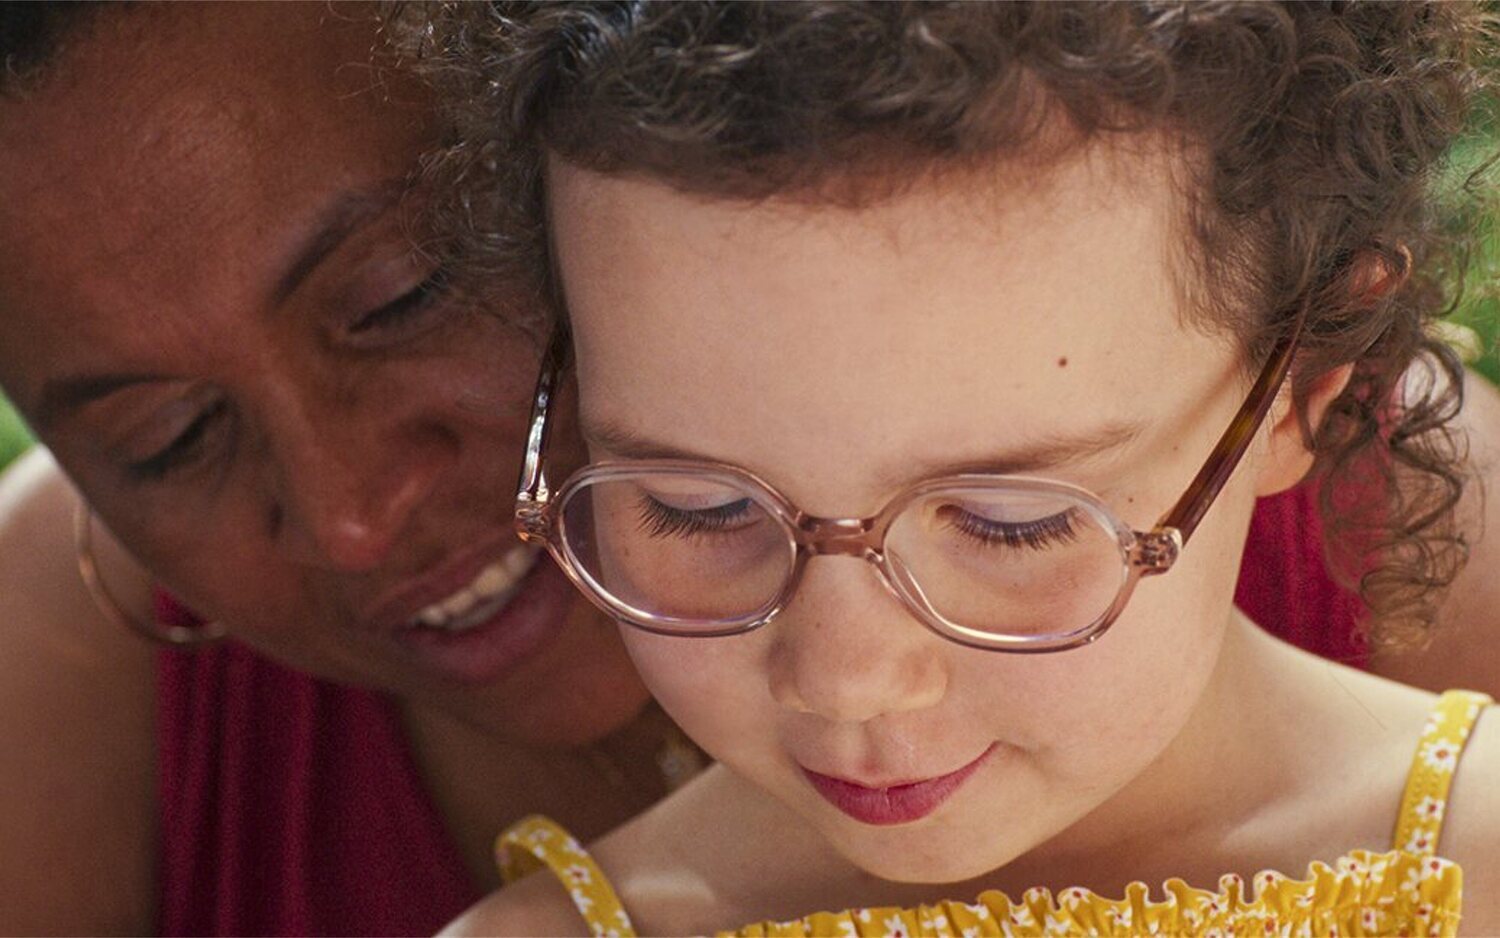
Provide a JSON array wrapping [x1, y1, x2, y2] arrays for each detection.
[[73, 503, 227, 647]]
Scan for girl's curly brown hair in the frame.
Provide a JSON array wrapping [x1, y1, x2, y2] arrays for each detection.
[[411, 0, 1497, 647]]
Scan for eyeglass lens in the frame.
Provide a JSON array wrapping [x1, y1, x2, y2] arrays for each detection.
[[556, 471, 1132, 639]]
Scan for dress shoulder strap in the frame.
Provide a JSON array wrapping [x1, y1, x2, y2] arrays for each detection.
[[497, 815, 637, 937], [1392, 689, 1493, 857]]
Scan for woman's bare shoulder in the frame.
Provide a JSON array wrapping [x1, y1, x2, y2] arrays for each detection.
[[1371, 368, 1500, 695], [0, 448, 158, 932]]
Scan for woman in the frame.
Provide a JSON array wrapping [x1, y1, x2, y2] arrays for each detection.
[[0, 4, 685, 933], [0, 2, 1496, 934]]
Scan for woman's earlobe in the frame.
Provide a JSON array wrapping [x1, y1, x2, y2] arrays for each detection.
[[1254, 363, 1355, 497]]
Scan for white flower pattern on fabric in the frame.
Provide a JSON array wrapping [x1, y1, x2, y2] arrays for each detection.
[[570, 888, 595, 915], [1419, 740, 1458, 773], [1404, 829, 1435, 855], [1402, 866, 1423, 900]]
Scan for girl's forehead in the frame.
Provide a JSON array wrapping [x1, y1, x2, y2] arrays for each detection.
[[553, 148, 1238, 496], [553, 140, 1192, 355]]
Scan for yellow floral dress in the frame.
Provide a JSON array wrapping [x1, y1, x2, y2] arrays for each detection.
[[498, 689, 1490, 937]]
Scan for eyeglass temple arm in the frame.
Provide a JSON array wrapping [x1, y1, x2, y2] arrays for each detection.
[[516, 324, 572, 512], [1156, 307, 1309, 545]]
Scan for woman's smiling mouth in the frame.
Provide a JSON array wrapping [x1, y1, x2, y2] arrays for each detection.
[[801, 744, 998, 826]]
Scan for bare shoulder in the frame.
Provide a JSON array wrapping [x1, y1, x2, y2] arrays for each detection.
[[440, 863, 593, 938], [447, 765, 813, 936], [590, 764, 840, 934], [0, 448, 158, 933], [440, 771, 749, 937], [1371, 369, 1500, 695], [1438, 695, 1500, 935]]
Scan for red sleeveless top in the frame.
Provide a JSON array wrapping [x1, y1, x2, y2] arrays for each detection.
[[154, 632, 479, 935], [153, 483, 1362, 936]]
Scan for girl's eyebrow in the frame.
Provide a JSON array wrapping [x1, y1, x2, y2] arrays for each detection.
[[584, 417, 1145, 480], [581, 419, 710, 462], [890, 420, 1145, 482]]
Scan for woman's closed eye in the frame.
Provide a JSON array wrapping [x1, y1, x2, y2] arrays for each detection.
[[937, 504, 1080, 551], [344, 266, 455, 345], [127, 396, 232, 482]]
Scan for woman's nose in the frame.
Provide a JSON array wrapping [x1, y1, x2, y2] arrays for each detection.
[[767, 557, 948, 724], [265, 397, 459, 572]]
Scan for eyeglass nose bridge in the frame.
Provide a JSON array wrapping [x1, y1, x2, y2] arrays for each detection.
[[795, 516, 884, 560]]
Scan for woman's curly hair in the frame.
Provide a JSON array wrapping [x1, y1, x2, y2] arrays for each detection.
[[411, 0, 1497, 647]]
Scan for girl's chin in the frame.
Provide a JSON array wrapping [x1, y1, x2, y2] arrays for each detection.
[[815, 813, 1020, 886]]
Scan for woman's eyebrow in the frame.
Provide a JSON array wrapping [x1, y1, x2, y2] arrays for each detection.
[[270, 179, 409, 307], [33, 182, 417, 434], [33, 372, 162, 434]]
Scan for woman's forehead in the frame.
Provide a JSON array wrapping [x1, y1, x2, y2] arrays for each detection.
[[0, 5, 431, 416]]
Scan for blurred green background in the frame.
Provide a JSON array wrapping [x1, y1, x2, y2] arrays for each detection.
[[0, 132, 1498, 475], [1441, 128, 1500, 387], [0, 397, 28, 469]]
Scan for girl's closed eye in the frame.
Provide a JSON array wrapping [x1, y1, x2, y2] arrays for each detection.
[[637, 492, 758, 539], [936, 502, 1081, 552]]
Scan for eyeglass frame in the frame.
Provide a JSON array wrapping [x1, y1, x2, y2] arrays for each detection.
[[515, 309, 1308, 653]]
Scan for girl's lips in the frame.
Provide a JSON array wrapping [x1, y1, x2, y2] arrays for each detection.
[[802, 744, 997, 826], [391, 555, 575, 685]]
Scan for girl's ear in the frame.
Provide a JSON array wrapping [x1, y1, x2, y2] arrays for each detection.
[[1255, 363, 1355, 497], [1257, 246, 1407, 497]]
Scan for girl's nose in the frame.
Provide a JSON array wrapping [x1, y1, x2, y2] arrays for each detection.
[[767, 557, 948, 724]]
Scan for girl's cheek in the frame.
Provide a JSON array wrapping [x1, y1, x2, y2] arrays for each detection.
[[621, 628, 773, 750]]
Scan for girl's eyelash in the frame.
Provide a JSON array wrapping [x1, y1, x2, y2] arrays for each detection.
[[638, 494, 755, 538], [127, 398, 230, 482], [350, 267, 452, 334], [945, 508, 1080, 550]]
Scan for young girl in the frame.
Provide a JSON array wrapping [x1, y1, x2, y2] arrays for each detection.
[[432, 3, 1500, 935]]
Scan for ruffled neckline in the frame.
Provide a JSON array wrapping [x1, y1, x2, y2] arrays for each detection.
[[728, 848, 1462, 937]]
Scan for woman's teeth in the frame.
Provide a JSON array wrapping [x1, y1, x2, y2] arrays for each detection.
[[410, 544, 544, 632]]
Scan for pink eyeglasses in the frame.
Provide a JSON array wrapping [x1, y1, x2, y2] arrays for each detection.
[[515, 312, 1305, 652]]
